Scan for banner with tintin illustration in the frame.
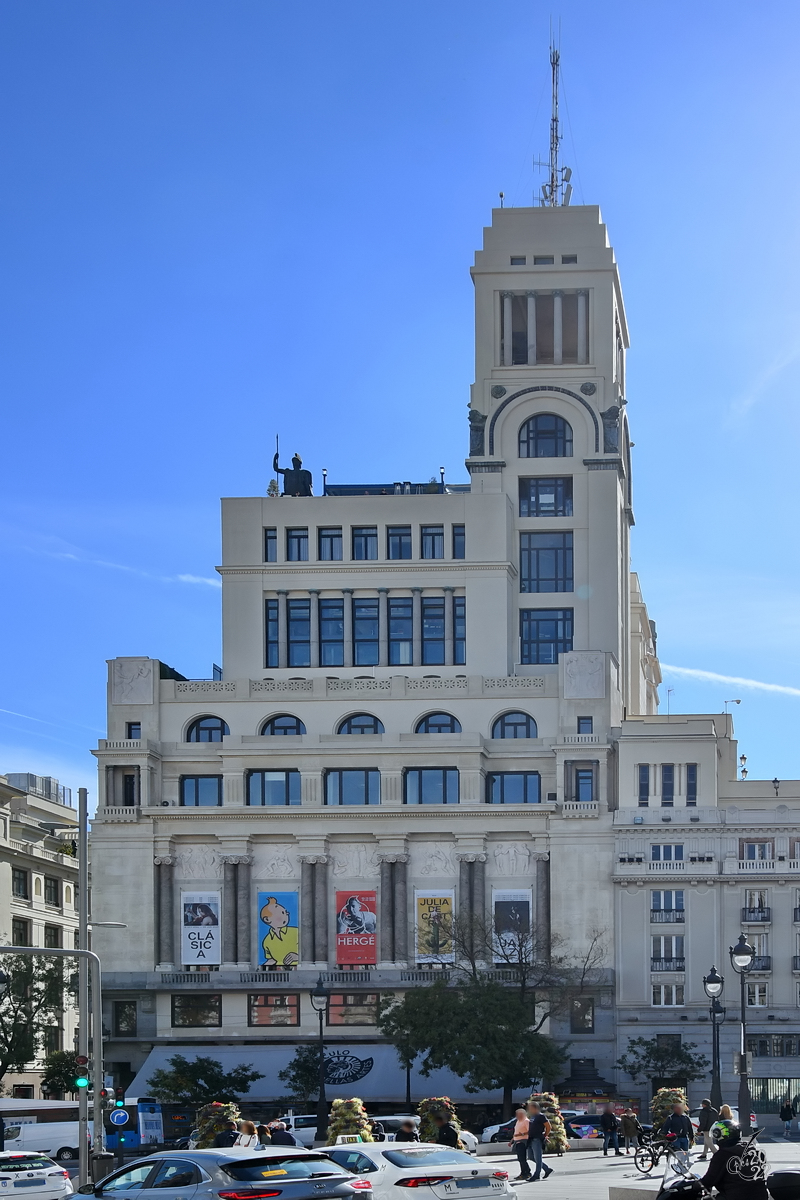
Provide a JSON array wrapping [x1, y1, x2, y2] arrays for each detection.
[[415, 890, 455, 963], [492, 889, 532, 963], [181, 892, 221, 964], [258, 891, 300, 970], [336, 891, 377, 964]]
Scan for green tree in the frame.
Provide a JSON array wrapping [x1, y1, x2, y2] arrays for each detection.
[[277, 1045, 321, 1105], [41, 1051, 82, 1098], [616, 1037, 710, 1090], [0, 952, 74, 1087], [146, 1054, 263, 1104]]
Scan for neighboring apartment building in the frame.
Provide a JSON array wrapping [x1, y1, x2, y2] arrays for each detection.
[[89, 201, 800, 1113], [0, 773, 80, 1097]]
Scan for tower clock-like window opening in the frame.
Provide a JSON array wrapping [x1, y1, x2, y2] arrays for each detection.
[[519, 414, 573, 458], [501, 291, 588, 366]]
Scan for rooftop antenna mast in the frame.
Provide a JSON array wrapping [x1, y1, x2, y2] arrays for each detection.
[[538, 37, 572, 207]]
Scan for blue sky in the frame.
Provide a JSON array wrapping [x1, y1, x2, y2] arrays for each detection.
[[2, 0, 800, 798]]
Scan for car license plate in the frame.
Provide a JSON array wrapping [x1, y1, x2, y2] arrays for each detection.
[[13, 1182, 43, 1188], [442, 1181, 497, 1193]]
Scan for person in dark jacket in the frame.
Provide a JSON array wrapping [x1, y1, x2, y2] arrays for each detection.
[[620, 1110, 643, 1154], [600, 1106, 623, 1157], [269, 1122, 297, 1146], [701, 1120, 768, 1200], [394, 1120, 420, 1143], [433, 1115, 461, 1148], [698, 1100, 720, 1160], [660, 1104, 694, 1169], [370, 1120, 386, 1142], [213, 1121, 239, 1148], [779, 1099, 796, 1139]]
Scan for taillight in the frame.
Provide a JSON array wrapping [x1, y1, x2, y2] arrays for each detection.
[[350, 1184, 373, 1192], [396, 1179, 455, 1188], [218, 1192, 282, 1199], [492, 1173, 508, 1181], [47, 1172, 70, 1180]]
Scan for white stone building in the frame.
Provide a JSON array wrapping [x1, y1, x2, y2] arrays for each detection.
[[90, 202, 800, 1114]]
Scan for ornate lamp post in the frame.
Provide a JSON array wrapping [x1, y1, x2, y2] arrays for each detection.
[[703, 966, 726, 1111], [310, 974, 330, 1144], [729, 934, 755, 1131]]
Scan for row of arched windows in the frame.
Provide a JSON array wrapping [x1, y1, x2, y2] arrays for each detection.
[[185, 710, 539, 742]]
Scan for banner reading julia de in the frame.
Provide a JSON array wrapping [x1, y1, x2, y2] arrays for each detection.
[[336, 891, 377, 964], [415, 890, 455, 962], [181, 891, 221, 964]]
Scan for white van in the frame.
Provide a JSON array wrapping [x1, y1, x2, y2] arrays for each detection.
[[3, 1122, 84, 1162]]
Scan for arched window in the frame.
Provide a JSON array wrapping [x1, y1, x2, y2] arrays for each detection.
[[519, 413, 573, 458], [186, 716, 230, 742], [492, 711, 538, 739], [338, 714, 385, 735], [415, 712, 462, 734], [261, 714, 306, 736]]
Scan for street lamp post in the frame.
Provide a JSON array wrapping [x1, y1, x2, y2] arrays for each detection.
[[310, 975, 330, 1145], [703, 966, 726, 1112], [729, 933, 755, 1132]]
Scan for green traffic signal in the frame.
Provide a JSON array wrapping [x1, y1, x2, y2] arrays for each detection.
[[74, 1076, 90, 1089], [114, 1100, 125, 1107]]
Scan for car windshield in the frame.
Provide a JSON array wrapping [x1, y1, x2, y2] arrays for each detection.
[[0, 1158, 56, 1173], [383, 1150, 475, 1168], [223, 1157, 350, 1181]]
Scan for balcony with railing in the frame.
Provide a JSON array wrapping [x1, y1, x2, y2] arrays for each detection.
[[724, 859, 800, 874], [651, 958, 686, 972], [742, 908, 771, 922], [650, 909, 685, 923], [616, 858, 717, 878], [750, 956, 772, 971]]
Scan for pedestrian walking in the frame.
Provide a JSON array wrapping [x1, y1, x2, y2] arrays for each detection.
[[659, 1103, 693, 1171], [234, 1121, 259, 1149], [780, 1098, 796, 1138], [212, 1120, 239, 1148], [526, 1102, 554, 1181], [509, 1107, 532, 1181], [600, 1106, 623, 1157], [619, 1109, 643, 1154], [697, 1100, 719, 1160]]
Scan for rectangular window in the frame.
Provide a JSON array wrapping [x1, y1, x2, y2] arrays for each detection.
[[287, 598, 311, 667], [318, 527, 343, 561], [265, 598, 279, 669], [574, 768, 594, 803], [651, 844, 684, 861], [651, 890, 685, 919], [746, 890, 769, 909], [123, 774, 137, 806], [43, 924, 61, 949], [387, 526, 412, 560], [661, 764, 675, 807], [126, 721, 141, 740], [352, 526, 378, 560], [11, 868, 28, 899], [264, 528, 277, 562], [328, 993, 379, 1026], [326, 770, 380, 806], [510, 256, 526, 266], [652, 984, 684, 1007], [389, 598, 413, 666], [353, 598, 379, 666], [638, 764, 650, 807], [452, 525, 466, 560], [421, 525, 445, 560], [534, 255, 554, 265], [11, 918, 29, 946], [577, 716, 593, 734], [519, 477, 573, 518], [744, 841, 773, 860], [502, 293, 529, 364], [180, 776, 223, 807], [248, 993, 301, 1026], [520, 532, 573, 593], [487, 772, 541, 804], [405, 768, 459, 806], [247, 770, 301, 807], [520, 608, 573, 664], [454, 596, 466, 665], [747, 983, 768, 1007], [570, 996, 594, 1033], [44, 877, 60, 907], [686, 763, 698, 806], [171, 994, 222, 1027], [562, 254, 578, 264], [421, 596, 445, 665], [319, 598, 344, 667], [651, 934, 685, 963], [44, 1027, 62, 1055], [286, 528, 308, 562], [113, 1000, 138, 1037]]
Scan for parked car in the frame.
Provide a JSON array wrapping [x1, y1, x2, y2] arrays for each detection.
[[325, 1142, 517, 1200], [0, 1153, 74, 1198], [77, 1148, 374, 1200], [2, 1124, 85, 1163]]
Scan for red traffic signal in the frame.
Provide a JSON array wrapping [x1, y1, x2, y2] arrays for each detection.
[[75, 1056, 89, 1066]]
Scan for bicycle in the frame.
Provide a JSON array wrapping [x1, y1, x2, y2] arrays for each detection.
[[634, 1132, 692, 1177]]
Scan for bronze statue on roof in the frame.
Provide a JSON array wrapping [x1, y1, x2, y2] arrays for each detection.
[[272, 451, 313, 497]]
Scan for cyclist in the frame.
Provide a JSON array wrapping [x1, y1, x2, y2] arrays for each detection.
[[701, 1119, 768, 1200]]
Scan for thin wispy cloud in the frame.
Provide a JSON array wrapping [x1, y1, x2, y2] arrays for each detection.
[[731, 335, 800, 417], [14, 537, 221, 589], [662, 664, 800, 699]]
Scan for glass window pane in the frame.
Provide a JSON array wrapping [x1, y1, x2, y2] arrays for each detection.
[[352, 527, 378, 560], [452, 525, 465, 559], [387, 526, 412, 559], [519, 477, 573, 518]]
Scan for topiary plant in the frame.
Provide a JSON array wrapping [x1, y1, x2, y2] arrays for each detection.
[[417, 1096, 463, 1145], [528, 1092, 569, 1155], [651, 1087, 688, 1131], [194, 1100, 240, 1149], [326, 1097, 374, 1145]]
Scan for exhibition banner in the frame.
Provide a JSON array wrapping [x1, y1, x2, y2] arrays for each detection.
[[258, 891, 300, 969], [336, 891, 377, 964], [181, 892, 221, 964], [492, 889, 532, 963], [415, 890, 455, 962]]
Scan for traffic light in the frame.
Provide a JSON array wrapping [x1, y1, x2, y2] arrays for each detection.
[[99, 1089, 112, 1109], [114, 1087, 125, 1108], [73, 1055, 90, 1090]]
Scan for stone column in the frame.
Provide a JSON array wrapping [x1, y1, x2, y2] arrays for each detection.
[[553, 291, 563, 365], [379, 859, 395, 961], [154, 857, 174, 968], [535, 853, 551, 957], [378, 589, 389, 667], [342, 590, 354, 668], [300, 859, 316, 962], [471, 855, 487, 924], [412, 589, 422, 666], [526, 292, 537, 365], [309, 591, 320, 669], [444, 587, 454, 666], [222, 859, 238, 966], [313, 856, 329, 963], [236, 856, 252, 965], [502, 292, 513, 367], [393, 856, 409, 963], [277, 591, 288, 669], [577, 291, 588, 365]]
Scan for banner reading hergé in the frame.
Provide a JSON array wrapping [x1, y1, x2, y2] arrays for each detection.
[[181, 892, 221, 964], [415, 890, 455, 962], [336, 891, 377, 964]]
